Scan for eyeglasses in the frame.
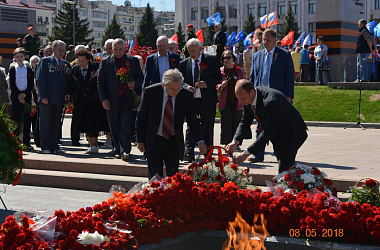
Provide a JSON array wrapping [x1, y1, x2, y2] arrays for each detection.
[[223, 56, 233, 59]]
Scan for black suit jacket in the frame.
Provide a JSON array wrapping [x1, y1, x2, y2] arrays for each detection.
[[136, 83, 203, 160], [234, 87, 308, 158], [213, 31, 227, 62], [9, 66, 34, 100], [97, 54, 144, 109], [178, 53, 222, 107]]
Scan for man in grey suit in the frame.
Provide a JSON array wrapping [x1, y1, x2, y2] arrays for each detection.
[[98, 38, 144, 161], [36, 40, 71, 154]]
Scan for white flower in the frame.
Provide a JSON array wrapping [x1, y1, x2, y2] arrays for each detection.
[[77, 231, 110, 246], [300, 173, 316, 184]]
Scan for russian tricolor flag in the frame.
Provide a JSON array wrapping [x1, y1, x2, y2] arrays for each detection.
[[260, 11, 279, 29]]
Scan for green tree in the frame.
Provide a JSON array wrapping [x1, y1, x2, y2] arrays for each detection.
[[369, 12, 374, 22], [101, 15, 125, 46], [277, 6, 300, 41], [48, 1, 93, 45], [204, 2, 228, 46], [243, 13, 255, 36], [137, 3, 158, 49], [176, 22, 186, 49]]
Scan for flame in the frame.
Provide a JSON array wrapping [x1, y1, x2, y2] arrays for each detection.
[[223, 212, 269, 250]]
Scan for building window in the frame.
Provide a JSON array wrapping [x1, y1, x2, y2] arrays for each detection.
[[229, 5, 237, 18], [308, 22, 316, 32], [201, 7, 208, 19], [290, 1, 298, 15], [309, 0, 316, 14], [37, 16, 43, 24], [277, 2, 286, 16], [219, 6, 226, 18], [92, 12, 107, 18], [248, 4, 255, 17], [259, 3, 267, 17], [191, 7, 198, 20], [94, 33, 101, 38], [92, 21, 105, 28], [376, 0, 380, 9], [78, 11, 88, 17]]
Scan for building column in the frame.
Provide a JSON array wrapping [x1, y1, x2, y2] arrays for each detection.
[[197, 0, 201, 30], [255, 0, 259, 27], [226, 0, 229, 31]]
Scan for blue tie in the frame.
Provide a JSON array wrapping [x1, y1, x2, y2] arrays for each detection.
[[261, 52, 271, 86]]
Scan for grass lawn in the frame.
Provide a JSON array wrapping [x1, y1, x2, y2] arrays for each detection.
[[216, 86, 380, 123]]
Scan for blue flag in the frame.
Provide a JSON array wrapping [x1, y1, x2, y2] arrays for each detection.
[[206, 12, 221, 26], [293, 31, 306, 49], [227, 31, 236, 46], [244, 31, 255, 48], [367, 20, 376, 34], [302, 33, 312, 47], [375, 22, 380, 37], [235, 30, 245, 43]]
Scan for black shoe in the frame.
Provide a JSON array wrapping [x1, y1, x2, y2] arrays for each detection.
[[98, 141, 104, 146], [114, 154, 121, 159], [72, 141, 81, 146], [248, 156, 264, 163], [122, 152, 132, 161], [108, 149, 115, 155], [183, 154, 194, 163], [57, 140, 62, 144]]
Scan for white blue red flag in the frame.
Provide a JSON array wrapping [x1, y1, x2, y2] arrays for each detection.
[[367, 20, 376, 34], [302, 33, 313, 47], [293, 31, 306, 49], [260, 11, 279, 28]]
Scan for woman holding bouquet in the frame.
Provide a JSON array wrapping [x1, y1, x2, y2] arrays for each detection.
[[71, 49, 108, 154], [216, 50, 246, 147]]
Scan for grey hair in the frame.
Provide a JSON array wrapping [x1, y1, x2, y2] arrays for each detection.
[[113, 38, 125, 47], [75, 45, 86, 52], [52, 40, 66, 48], [186, 38, 202, 48], [214, 22, 221, 28], [156, 35, 168, 44], [104, 39, 114, 47], [30, 55, 40, 62], [163, 69, 184, 85], [168, 40, 178, 46]]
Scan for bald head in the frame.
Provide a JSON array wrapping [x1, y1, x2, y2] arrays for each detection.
[[235, 79, 256, 106], [157, 36, 169, 56], [112, 38, 126, 58]]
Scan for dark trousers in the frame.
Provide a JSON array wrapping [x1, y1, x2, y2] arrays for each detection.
[[309, 67, 316, 83], [70, 109, 80, 143], [254, 124, 265, 160], [277, 151, 297, 173], [300, 64, 309, 82], [185, 98, 216, 156], [39, 102, 64, 151], [12, 97, 32, 146], [31, 110, 40, 147], [147, 135, 179, 179], [219, 102, 242, 145], [106, 95, 132, 155]]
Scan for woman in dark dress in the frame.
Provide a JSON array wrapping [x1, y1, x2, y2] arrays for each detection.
[[71, 49, 108, 154]]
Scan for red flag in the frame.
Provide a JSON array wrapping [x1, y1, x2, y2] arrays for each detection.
[[281, 30, 294, 46], [169, 33, 178, 43], [195, 29, 204, 43]]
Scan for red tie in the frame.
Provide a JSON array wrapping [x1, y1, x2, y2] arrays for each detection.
[[58, 59, 64, 77], [162, 96, 173, 139]]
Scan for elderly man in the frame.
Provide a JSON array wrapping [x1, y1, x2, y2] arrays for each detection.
[[212, 22, 227, 65], [98, 38, 144, 161], [103, 39, 114, 57], [136, 69, 207, 179], [179, 38, 221, 162], [226, 79, 308, 173], [44, 45, 53, 57], [168, 40, 179, 54], [36, 40, 71, 154], [143, 36, 181, 89]]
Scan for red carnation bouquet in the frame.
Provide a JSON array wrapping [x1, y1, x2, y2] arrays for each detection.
[[116, 63, 140, 106], [347, 178, 380, 207]]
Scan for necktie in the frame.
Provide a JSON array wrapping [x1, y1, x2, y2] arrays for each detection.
[[251, 104, 262, 134], [193, 59, 199, 85], [58, 59, 64, 77], [162, 96, 173, 139], [82, 68, 87, 77], [261, 52, 271, 86]]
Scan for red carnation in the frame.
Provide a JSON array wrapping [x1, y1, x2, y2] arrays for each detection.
[[313, 168, 321, 175], [284, 174, 292, 181], [296, 181, 305, 190], [295, 170, 304, 176], [317, 185, 325, 192], [364, 179, 377, 188], [215, 162, 222, 168], [201, 173, 208, 180], [323, 179, 333, 187], [289, 181, 296, 187], [216, 175, 223, 182], [230, 164, 238, 171]]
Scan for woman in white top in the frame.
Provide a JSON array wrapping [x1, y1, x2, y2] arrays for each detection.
[[314, 36, 332, 85]]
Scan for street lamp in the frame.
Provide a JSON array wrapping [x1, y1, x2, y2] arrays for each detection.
[[67, 1, 76, 46]]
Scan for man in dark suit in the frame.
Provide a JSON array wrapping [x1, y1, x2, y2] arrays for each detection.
[[226, 80, 307, 173], [212, 22, 227, 66], [249, 29, 295, 163], [98, 38, 144, 161], [143, 36, 181, 89], [36, 40, 71, 154], [179, 38, 222, 162], [136, 69, 207, 179]]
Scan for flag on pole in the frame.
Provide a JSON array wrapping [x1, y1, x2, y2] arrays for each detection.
[[195, 29, 204, 43], [234, 30, 245, 43], [260, 11, 279, 28], [293, 31, 306, 49], [169, 33, 178, 43], [367, 20, 376, 34], [302, 33, 313, 47], [227, 31, 237, 45], [374, 22, 380, 37], [244, 31, 255, 48], [206, 12, 221, 26], [281, 30, 294, 46], [129, 37, 137, 54]]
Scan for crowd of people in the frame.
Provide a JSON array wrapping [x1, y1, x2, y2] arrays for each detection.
[[2, 19, 374, 178]]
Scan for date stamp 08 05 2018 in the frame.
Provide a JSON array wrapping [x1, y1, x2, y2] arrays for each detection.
[[289, 229, 344, 238]]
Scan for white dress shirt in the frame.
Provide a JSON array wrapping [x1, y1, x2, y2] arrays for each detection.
[[15, 63, 27, 91], [157, 87, 176, 137], [191, 53, 203, 98]]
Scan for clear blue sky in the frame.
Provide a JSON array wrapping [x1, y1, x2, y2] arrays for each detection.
[[111, 0, 175, 12]]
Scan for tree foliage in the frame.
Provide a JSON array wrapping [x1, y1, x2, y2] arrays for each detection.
[[101, 15, 125, 46], [243, 13, 255, 35], [204, 1, 228, 46], [136, 3, 158, 49], [176, 22, 186, 49], [277, 6, 300, 41], [48, 1, 93, 46]]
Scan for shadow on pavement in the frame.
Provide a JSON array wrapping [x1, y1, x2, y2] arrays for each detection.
[[311, 162, 357, 170], [0, 209, 16, 224]]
